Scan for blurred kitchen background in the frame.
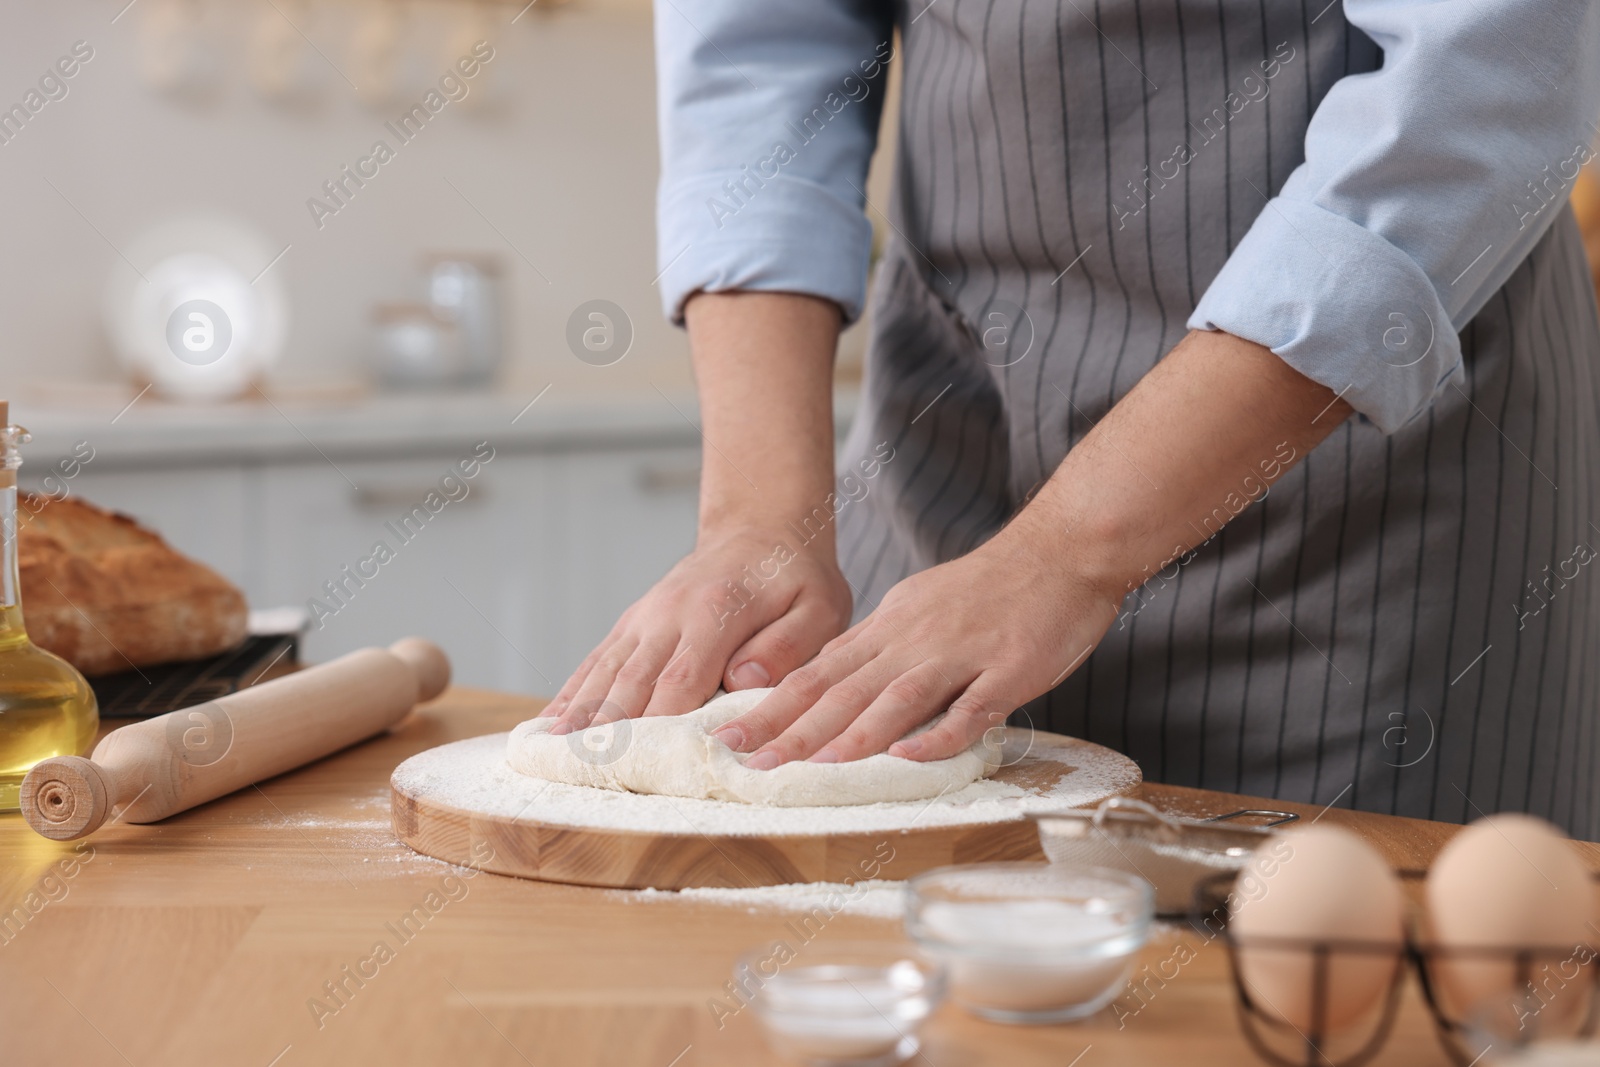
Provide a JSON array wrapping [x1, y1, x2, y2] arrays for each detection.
[[1, 0, 892, 694], [2, 1, 1597, 697]]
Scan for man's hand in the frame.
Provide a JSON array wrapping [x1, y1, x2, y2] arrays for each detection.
[[543, 289, 846, 731], [539, 531, 851, 730], [709, 517, 1122, 766]]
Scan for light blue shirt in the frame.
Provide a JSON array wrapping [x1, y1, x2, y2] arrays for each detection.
[[654, 0, 1600, 433]]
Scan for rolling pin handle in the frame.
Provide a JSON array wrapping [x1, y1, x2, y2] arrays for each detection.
[[19, 756, 115, 841], [388, 637, 451, 703]]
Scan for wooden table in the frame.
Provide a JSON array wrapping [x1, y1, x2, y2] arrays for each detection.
[[2, 688, 1593, 1067]]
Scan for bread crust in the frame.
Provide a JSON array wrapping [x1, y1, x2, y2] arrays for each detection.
[[17, 493, 248, 676]]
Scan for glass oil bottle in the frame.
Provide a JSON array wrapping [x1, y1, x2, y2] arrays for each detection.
[[0, 401, 97, 811]]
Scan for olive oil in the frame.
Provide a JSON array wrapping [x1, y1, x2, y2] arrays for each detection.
[[0, 405, 97, 812]]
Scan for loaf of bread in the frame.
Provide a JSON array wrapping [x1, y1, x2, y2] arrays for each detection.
[[17, 493, 248, 676]]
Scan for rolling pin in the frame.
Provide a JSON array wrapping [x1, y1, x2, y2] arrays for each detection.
[[18, 637, 450, 841]]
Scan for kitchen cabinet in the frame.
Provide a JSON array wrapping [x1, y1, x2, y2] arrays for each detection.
[[539, 446, 701, 681], [15, 390, 853, 693], [253, 451, 567, 692], [58, 464, 259, 590], [248, 444, 700, 692], [33, 447, 695, 692]]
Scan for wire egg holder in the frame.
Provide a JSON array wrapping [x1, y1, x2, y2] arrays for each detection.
[[1190, 869, 1600, 1067]]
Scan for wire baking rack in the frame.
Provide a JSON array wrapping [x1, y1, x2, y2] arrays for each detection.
[[1189, 869, 1600, 1067]]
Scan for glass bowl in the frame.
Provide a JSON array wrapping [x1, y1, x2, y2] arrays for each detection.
[[906, 862, 1153, 1023], [736, 941, 944, 1067]]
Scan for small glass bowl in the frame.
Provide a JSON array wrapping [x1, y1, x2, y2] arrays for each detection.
[[736, 942, 945, 1067], [906, 862, 1154, 1024], [1459, 986, 1600, 1066]]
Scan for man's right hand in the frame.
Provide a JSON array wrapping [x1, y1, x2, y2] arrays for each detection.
[[538, 529, 852, 730], [541, 289, 847, 729]]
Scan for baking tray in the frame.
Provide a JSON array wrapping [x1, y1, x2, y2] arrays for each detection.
[[89, 632, 299, 718]]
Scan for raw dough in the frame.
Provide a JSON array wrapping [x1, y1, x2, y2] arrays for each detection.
[[505, 688, 1000, 807]]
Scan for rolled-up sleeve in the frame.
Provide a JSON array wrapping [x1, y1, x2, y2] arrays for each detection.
[[654, 0, 893, 324], [1188, 0, 1600, 434]]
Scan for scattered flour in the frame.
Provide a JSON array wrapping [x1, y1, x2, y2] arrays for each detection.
[[622, 880, 909, 920], [391, 733, 1138, 837], [252, 790, 448, 878], [271, 792, 391, 831]]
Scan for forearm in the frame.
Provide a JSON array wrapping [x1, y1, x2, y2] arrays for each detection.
[[684, 291, 842, 551], [1187, 0, 1600, 434], [1010, 329, 1352, 600]]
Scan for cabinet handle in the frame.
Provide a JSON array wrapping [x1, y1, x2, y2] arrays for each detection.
[[351, 485, 487, 510], [635, 464, 701, 493]]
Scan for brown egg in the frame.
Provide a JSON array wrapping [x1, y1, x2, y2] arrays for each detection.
[[1229, 825, 1405, 1032], [1426, 814, 1597, 1034]]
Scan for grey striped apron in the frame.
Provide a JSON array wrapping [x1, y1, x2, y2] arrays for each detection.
[[836, 0, 1600, 835]]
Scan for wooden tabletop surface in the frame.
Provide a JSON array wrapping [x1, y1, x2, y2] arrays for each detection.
[[2, 687, 1594, 1067]]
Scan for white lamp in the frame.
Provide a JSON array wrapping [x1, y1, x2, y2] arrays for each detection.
[[104, 215, 289, 402]]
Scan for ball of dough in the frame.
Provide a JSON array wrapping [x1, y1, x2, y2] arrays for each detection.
[[506, 688, 1000, 807]]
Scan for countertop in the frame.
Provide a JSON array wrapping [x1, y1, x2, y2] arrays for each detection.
[[2, 688, 1593, 1066], [11, 385, 861, 469]]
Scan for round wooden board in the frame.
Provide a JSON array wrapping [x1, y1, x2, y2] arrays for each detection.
[[390, 727, 1141, 889]]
